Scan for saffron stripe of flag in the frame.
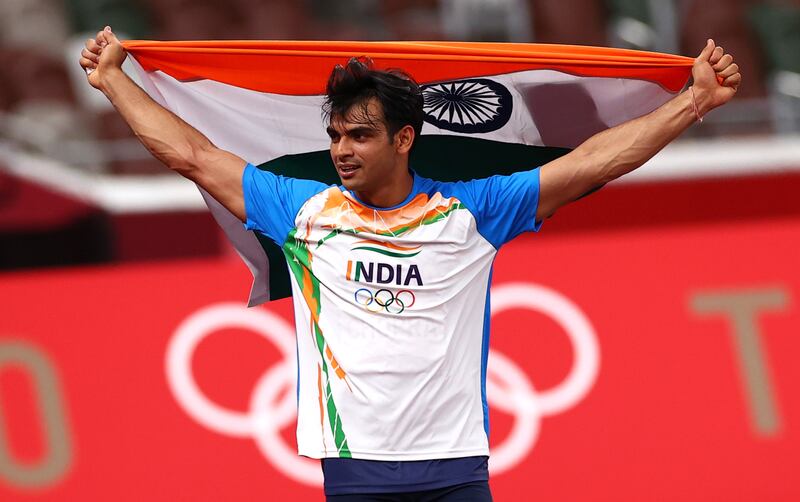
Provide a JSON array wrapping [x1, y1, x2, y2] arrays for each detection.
[[123, 40, 693, 305]]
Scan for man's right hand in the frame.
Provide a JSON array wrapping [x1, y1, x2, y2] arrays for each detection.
[[79, 26, 127, 91]]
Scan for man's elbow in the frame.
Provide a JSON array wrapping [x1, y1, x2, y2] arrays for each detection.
[[134, 140, 194, 179], [168, 141, 215, 180], [536, 201, 558, 221]]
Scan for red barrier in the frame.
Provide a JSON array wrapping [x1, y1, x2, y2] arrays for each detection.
[[1, 217, 798, 501]]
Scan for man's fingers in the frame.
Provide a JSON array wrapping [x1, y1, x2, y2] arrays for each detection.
[[709, 46, 724, 65], [79, 57, 97, 71], [712, 53, 733, 72], [717, 63, 739, 79], [96, 30, 108, 47], [696, 38, 715, 63], [81, 48, 99, 63], [85, 37, 102, 54], [723, 72, 742, 89]]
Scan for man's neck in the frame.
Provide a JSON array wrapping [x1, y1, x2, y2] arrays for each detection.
[[355, 168, 414, 208]]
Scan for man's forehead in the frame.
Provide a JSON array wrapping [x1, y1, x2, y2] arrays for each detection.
[[330, 98, 386, 131]]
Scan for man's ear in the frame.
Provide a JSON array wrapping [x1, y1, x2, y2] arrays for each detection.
[[394, 125, 415, 154]]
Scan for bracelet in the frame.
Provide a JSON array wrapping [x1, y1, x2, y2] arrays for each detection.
[[690, 86, 704, 123]]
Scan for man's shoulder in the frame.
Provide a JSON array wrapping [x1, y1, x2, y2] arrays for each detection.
[[410, 171, 468, 199], [245, 163, 334, 196], [412, 169, 538, 196]]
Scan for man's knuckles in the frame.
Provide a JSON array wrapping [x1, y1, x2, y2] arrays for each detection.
[[717, 63, 739, 78], [712, 55, 733, 71]]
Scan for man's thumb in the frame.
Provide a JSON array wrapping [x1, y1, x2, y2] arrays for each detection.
[[696, 39, 714, 64], [103, 25, 120, 45]]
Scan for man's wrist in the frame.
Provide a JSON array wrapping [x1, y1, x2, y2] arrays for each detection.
[[690, 85, 714, 117], [97, 66, 127, 95]]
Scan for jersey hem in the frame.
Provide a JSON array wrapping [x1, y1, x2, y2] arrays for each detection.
[[323, 474, 490, 496]]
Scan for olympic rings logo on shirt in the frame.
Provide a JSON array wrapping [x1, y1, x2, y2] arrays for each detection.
[[165, 282, 600, 487], [353, 288, 416, 314]]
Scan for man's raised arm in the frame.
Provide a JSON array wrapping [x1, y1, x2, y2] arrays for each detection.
[[536, 39, 741, 221], [79, 26, 247, 222]]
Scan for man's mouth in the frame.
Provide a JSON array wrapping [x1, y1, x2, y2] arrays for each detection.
[[338, 165, 360, 178]]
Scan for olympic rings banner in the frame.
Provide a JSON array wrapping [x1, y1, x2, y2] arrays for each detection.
[[1, 217, 799, 501]]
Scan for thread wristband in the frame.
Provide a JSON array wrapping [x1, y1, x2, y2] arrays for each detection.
[[690, 86, 704, 123]]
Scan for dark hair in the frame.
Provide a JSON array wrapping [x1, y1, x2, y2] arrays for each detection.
[[323, 57, 424, 150]]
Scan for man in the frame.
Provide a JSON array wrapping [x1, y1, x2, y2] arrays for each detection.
[[80, 27, 740, 501]]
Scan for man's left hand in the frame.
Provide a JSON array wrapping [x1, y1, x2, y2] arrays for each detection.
[[692, 39, 741, 116]]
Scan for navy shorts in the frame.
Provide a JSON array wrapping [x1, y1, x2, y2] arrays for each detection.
[[325, 480, 493, 501]]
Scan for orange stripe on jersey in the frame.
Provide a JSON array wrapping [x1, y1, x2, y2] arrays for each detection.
[[311, 188, 462, 237], [325, 345, 347, 380]]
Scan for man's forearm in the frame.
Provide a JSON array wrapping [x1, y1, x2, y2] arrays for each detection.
[[99, 68, 213, 175], [576, 88, 699, 185], [537, 88, 702, 219]]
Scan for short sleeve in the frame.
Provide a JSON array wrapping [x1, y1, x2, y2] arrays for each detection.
[[464, 168, 542, 249], [242, 163, 329, 245]]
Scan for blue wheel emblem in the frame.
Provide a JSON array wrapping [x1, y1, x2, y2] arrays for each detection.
[[421, 78, 512, 133]]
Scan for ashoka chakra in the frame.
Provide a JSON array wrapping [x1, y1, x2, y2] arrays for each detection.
[[421, 78, 512, 134]]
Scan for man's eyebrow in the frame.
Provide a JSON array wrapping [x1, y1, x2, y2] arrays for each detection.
[[345, 126, 377, 135], [327, 125, 378, 137]]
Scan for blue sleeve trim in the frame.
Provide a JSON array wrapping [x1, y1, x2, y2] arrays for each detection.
[[531, 167, 543, 233], [431, 167, 542, 250], [241, 163, 329, 245]]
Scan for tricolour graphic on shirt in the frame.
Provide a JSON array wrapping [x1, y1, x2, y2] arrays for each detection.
[[351, 239, 421, 258], [283, 227, 352, 457]]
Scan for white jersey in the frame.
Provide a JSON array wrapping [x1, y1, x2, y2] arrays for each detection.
[[243, 164, 541, 460]]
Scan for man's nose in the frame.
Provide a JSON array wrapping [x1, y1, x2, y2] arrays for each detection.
[[333, 137, 353, 158]]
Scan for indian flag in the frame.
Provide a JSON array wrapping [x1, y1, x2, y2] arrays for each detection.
[[123, 40, 693, 305]]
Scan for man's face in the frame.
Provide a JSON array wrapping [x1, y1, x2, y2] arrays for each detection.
[[327, 98, 402, 194]]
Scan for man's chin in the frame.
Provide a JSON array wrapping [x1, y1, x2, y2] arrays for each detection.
[[338, 177, 363, 191]]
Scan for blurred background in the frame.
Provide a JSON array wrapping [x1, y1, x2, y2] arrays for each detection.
[[1, 1, 798, 501], [0, 0, 799, 269]]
